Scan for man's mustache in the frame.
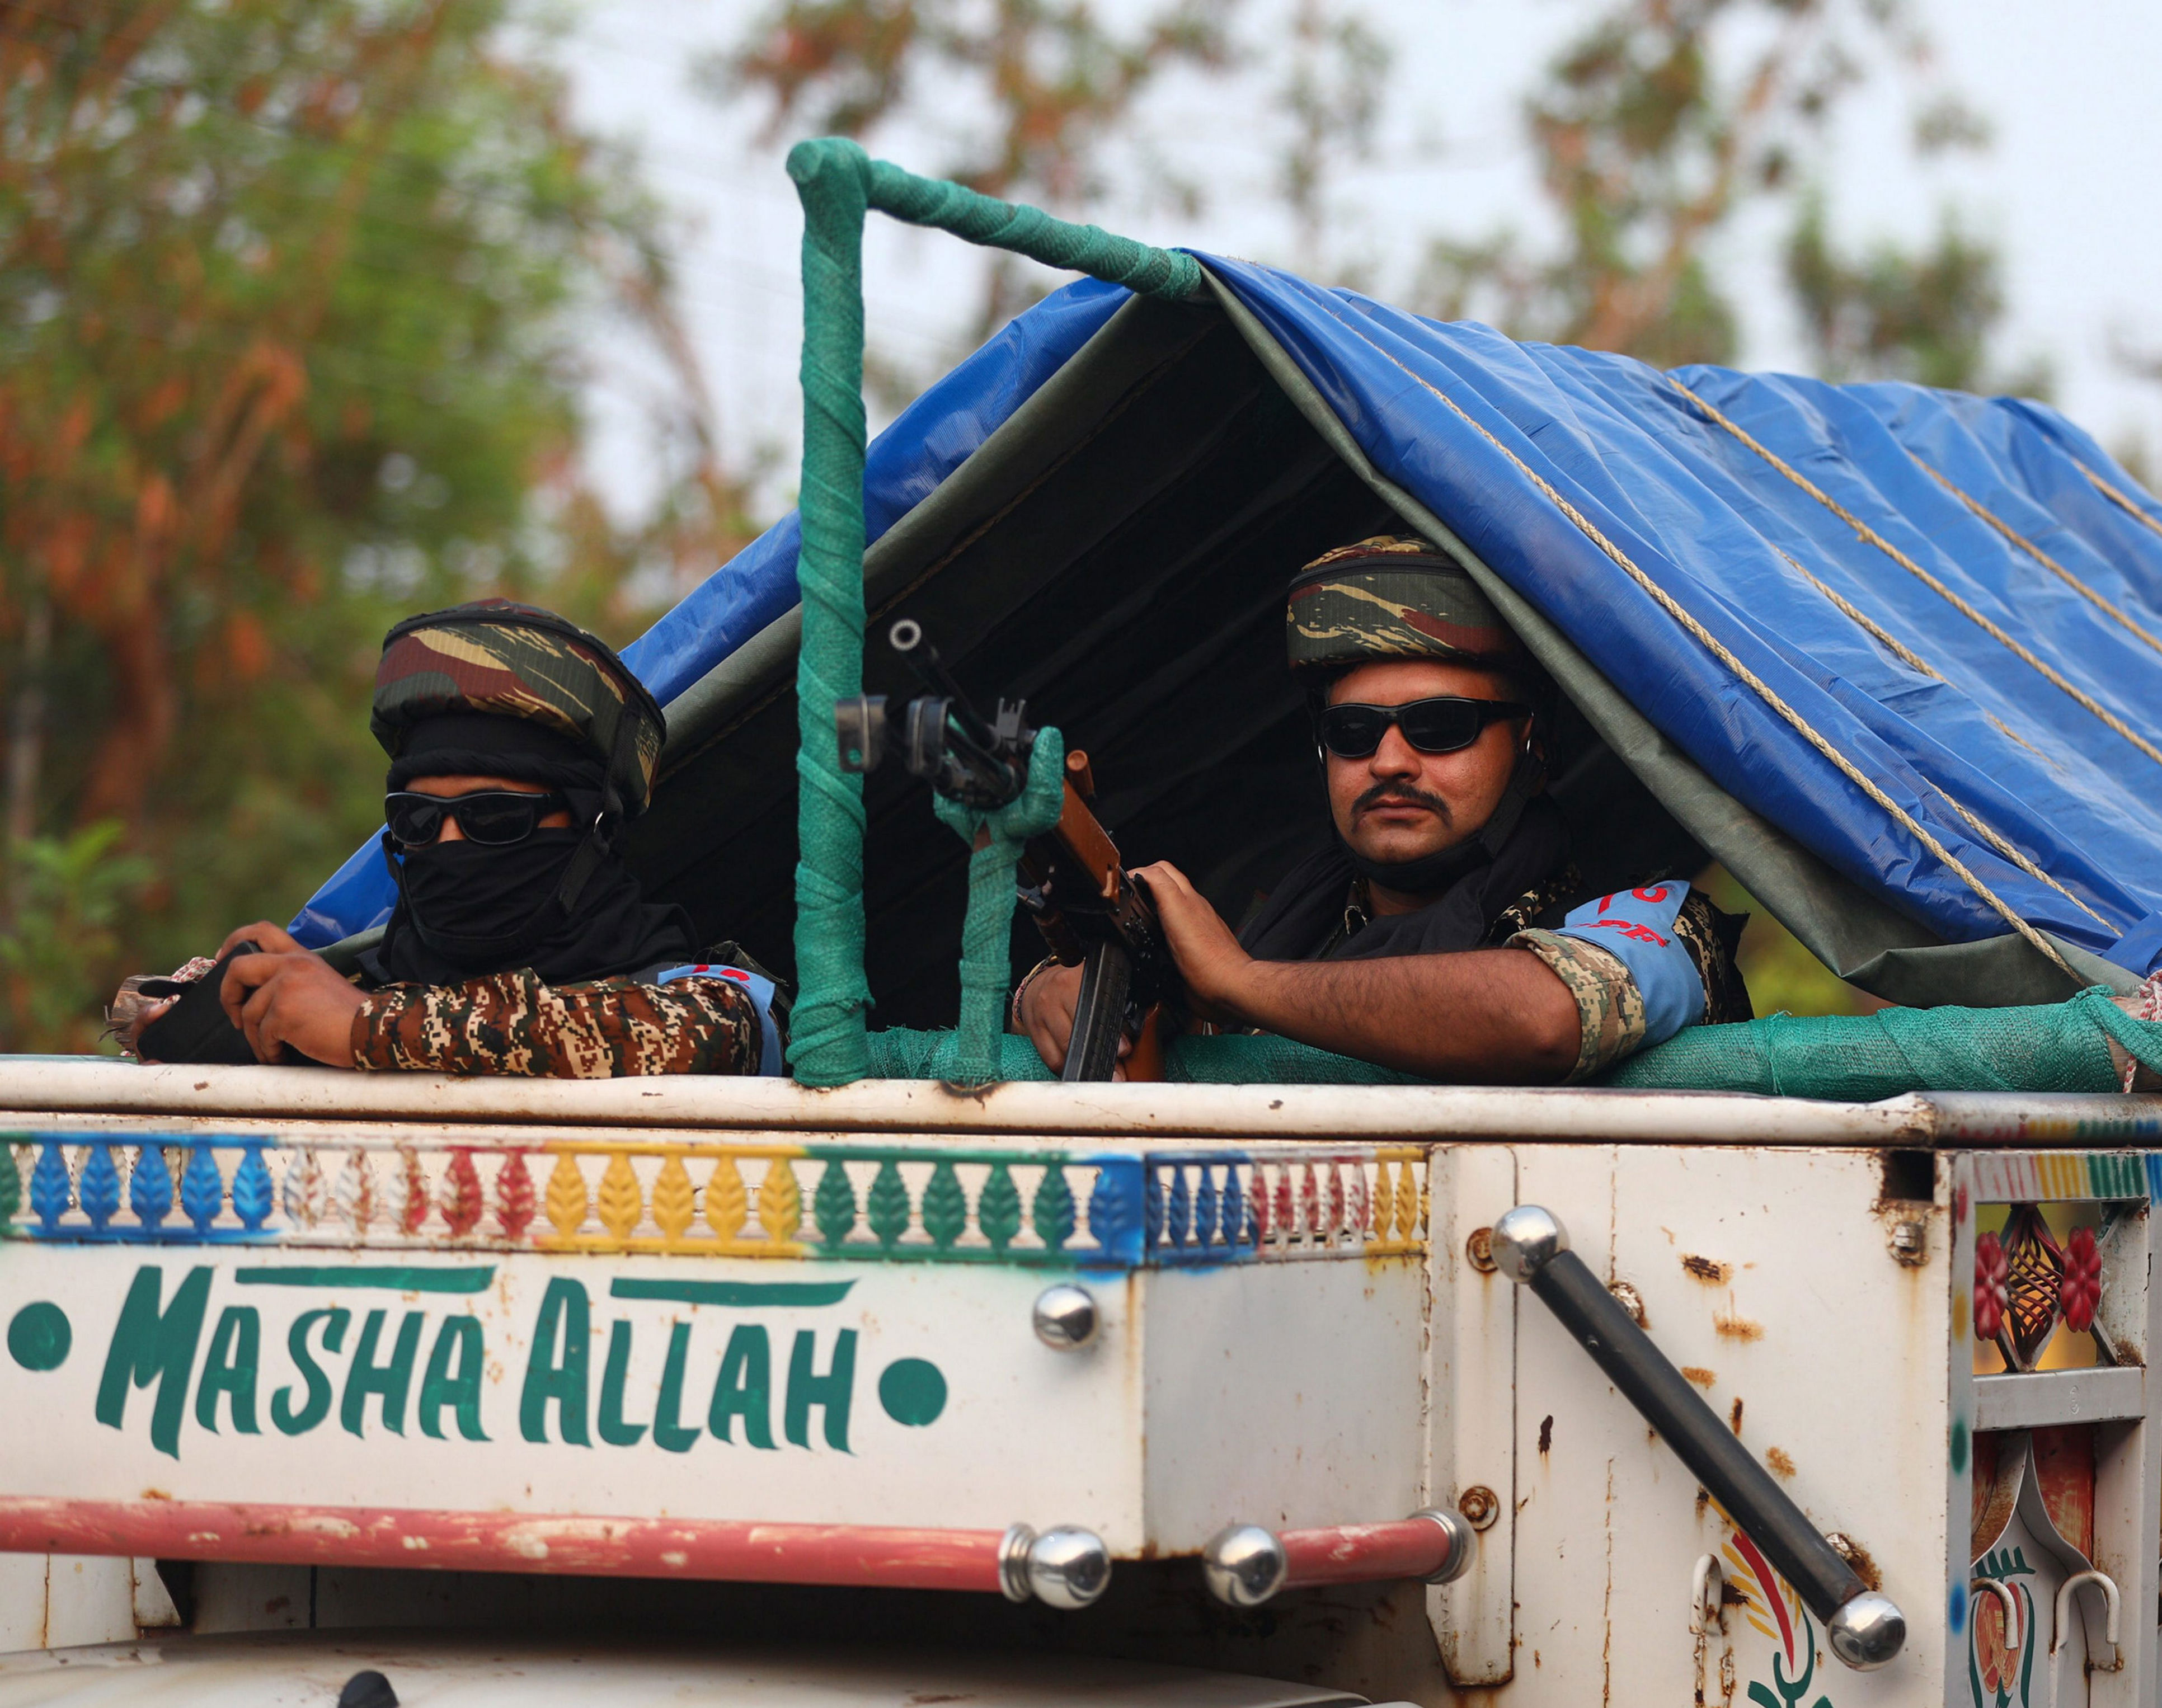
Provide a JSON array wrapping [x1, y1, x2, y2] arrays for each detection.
[[1352, 781, 1454, 825]]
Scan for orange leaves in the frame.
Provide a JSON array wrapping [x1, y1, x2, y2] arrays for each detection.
[[134, 474, 177, 551], [223, 611, 270, 684], [137, 376, 190, 434]]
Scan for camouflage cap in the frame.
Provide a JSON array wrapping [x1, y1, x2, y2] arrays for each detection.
[[1286, 535, 1523, 671], [370, 600, 666, 817]]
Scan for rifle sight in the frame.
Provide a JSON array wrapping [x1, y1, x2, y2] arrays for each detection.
[[833, 618, 1033, 810]]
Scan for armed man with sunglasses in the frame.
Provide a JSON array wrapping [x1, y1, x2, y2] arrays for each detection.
[[1014, 536, 1749, 1082], [114, 601, 781, 1078]]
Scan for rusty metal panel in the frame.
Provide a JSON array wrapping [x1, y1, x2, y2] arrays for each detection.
[[1508, 1144, 1952, 1708]]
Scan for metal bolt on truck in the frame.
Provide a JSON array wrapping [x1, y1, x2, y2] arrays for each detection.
[[5, 144, 2162, 1707]]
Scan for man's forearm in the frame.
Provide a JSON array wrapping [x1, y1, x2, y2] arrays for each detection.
[[1221, 948, 1582, 1083], [354, 970, 761, 1078]]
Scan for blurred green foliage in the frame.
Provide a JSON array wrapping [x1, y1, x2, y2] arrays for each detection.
[[0, 824, 153, 1052], [1699, 864, 1880, 1019], [0, 0, 751, 1048]]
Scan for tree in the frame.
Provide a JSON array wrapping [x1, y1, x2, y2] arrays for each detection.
[[1786, 195, 2009, 391], [0, 0, 744, 1047], [1411, 0, 2013, 389], [711, 0, 1241, 342], [1274, 0, 1390, 274]]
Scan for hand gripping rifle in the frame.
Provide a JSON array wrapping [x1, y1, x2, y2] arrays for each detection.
[[836, 618, 1178, 1081]]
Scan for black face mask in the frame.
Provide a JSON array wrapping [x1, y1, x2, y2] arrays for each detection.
[[373, 827, 698, 987], [394, 829, 586, 963]]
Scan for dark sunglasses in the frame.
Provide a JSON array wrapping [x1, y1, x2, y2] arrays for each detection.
[[1317, 695, 1532, 760], [384, 790, 567, 849]]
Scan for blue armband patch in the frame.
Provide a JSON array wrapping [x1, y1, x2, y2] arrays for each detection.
[[1552, 882, 1704, 1049], [652, 963, 784, 1076]]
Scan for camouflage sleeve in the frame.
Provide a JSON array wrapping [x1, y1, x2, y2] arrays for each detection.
[[350, 970, 762, 1078], [1508, 930, 1648, 1083]]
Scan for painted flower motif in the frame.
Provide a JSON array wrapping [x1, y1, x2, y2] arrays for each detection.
[[1974, 1230, 2010, 1342], [2060, 1225, 2102, 1332]]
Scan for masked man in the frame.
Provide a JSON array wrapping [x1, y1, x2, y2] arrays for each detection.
[[1014, 535, 1750, 1082], [117, 600, 781, 1078]]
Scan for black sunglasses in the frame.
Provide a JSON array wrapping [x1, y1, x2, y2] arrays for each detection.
[[384, 790, 568, 849], [1317, 695, 1533, 759]]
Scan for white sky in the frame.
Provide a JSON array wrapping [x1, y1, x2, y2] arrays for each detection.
[[560, 0, 2162, 531]]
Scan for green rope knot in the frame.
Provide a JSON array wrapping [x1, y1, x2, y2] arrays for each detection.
[[929, 727, 1067, 1085]]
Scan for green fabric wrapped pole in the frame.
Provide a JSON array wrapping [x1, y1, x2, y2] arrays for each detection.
[[783, 140, 875, 1086], [782, 137, 1205, 1087], [862, 157, 1202, 300], [930, 728, 1068, 1085]]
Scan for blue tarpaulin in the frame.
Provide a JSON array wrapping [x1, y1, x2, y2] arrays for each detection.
[[294, 261, 2162, 977]]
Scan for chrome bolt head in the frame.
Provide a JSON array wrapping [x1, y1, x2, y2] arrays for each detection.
[[1491, 1204, 1570, 1283], [1026, 1526, 1112, 1610], [1827, 1591, 1906, 1669], [1202, 1523, 1287, 1607], [1033, 1284, 1099, 1352]]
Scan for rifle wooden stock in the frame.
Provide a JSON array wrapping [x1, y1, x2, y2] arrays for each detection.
[[1018, 765, 1179, 1083]]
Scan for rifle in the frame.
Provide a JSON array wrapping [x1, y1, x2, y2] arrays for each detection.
[[836, 618, 1178, 1081]]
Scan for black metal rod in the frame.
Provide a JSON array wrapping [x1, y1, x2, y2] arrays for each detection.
[[1525, 1245, 1862, 1620]]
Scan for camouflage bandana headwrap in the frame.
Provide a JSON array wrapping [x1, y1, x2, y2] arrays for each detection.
[[371, 599, 665, 820], [364, 600, 696, 989], [1285, 535, 1523, 671]]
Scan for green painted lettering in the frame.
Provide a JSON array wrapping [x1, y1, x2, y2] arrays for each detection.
[[194, 1306, 261, 1435], [519, 1278, 591, 1446], [784, 1328, 856, 1452], [96, 1265, 212, 1461], [596, 1320, 646, 1447], [418, 1316, 489, 1442], [652, 1322, 701, 1455], [707, 1324, 774, 1449], [340, 1309, 424, 1437], [271, 1308, 350, 1435]]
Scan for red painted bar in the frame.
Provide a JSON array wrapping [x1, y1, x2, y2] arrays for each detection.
[[1279, 1517, 1454, 1587], [0, 1498, 1009, 1592]]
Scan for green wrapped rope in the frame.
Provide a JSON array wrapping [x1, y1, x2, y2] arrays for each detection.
[[861, 1027, 1416, 1086], [864, 989, 2162, 1095], [930, 728, 1068, 1085], [1602, 986, 2162, 1099], [782, 136, 1208, 1086]]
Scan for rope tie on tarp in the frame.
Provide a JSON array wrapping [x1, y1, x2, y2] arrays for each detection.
[[1291, 302, 2078, 980], [2085, 466, 2162, 546], [1670, 379, 2162, 774], [784, 137, 1202, 1086], [1771, 544, 2116, 933], [1913, 459, 2162, 658], [929, 729, 1066, 1086]]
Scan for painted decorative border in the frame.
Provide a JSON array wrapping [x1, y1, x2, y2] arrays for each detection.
[[1964, 1150, 2159, 1204], [1, 1134, 1427, 1268]]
